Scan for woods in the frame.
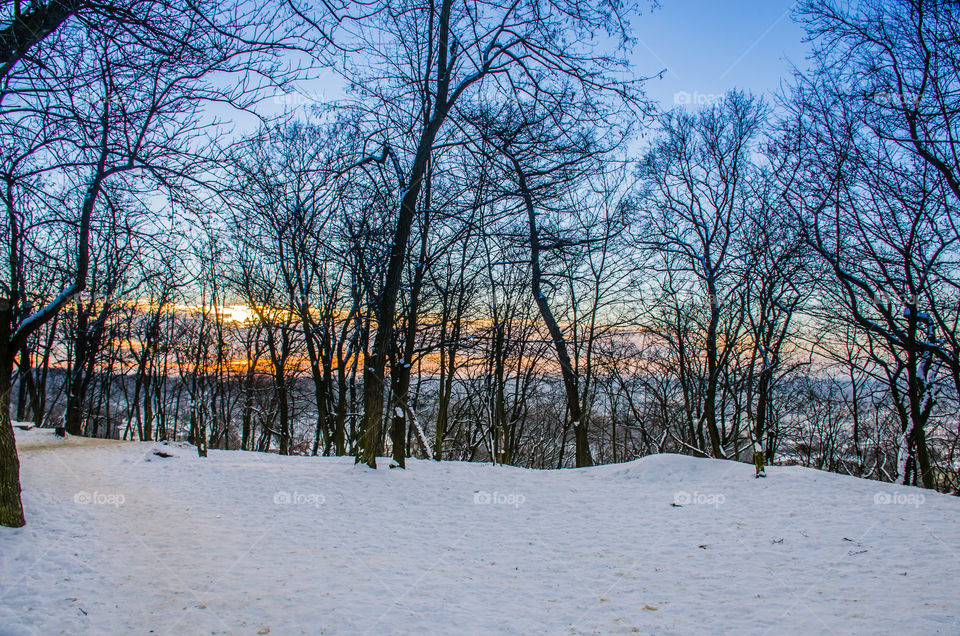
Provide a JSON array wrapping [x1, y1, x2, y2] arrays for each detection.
[[3, 0, 960, 530]]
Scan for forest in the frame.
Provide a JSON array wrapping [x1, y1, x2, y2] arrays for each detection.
[[2, 0, 959, 531]]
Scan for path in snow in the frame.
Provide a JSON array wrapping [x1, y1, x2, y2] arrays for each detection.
[[1, 428, 959, 635]]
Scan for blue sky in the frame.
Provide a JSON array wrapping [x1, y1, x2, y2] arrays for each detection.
[[630, 0, 810, 109], [251, 1, 812, 128]]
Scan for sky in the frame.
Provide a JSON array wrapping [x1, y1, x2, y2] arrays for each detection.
[[247, 1, 812, 127], [629, 0, 811, 110]]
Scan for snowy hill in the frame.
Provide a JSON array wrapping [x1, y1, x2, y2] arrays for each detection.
[[2, 428, 958, 634]]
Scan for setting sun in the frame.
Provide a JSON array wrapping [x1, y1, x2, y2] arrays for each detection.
[[222, 304, 253, 324]]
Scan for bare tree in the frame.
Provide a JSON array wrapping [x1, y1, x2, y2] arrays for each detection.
[[341, 0, 640, 468], [740, 174, 809, 475], [0, 0, 320, 526], [636, 91, 764, 459], [778, 0, 960, 488]]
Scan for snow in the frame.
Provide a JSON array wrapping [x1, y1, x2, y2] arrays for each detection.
[[2, 428, 959, 635]]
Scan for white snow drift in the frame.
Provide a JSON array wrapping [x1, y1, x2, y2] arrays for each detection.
[[1, 428, 958, 634]]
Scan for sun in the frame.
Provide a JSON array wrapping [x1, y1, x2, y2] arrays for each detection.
[[223, 304, 253, 324]]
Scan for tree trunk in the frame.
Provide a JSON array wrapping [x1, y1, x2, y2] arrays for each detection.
[[301, 313, 331, 457], [189, 397, 208, 458], [389, 203, 432, 467], [492, 320, 509, 464], [277, 369, 290, 455], [357, 1, 455, 467], [65, 307, 89, 436], [434, 313, 449, 461], [334, 367, 348, 456], [15, 346, 31, 422], [753, 366, 771, 475], [33, 314, 57, 427], [702, 286, 724, 458], [513, 156, 592, 468], [0, 300, 26, 527], [241, 379, 253, 452], [357, 133, 439, 467], [142, 376, 153, 442], [358, 148, 436, 465]]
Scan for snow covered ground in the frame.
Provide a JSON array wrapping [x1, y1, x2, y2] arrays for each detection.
[[2, 428, 959, 635]]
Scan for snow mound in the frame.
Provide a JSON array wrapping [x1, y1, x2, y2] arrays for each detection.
[[592, 452, 754, 483], [12, 427, 123, 452]]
